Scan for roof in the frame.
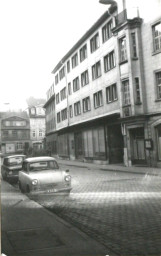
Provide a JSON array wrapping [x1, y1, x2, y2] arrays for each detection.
[[52, 9, 117, 74], [4, 155, 26, 159], [24, 156, 56, 163], [1, 111, 29, 120]]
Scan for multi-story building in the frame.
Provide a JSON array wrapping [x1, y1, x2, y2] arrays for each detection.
[[27, 104, 46, 150], [44, 0, 161, 168], [0, 111, 30, 155]]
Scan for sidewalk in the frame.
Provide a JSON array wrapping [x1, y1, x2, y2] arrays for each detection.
[[56, 157, 161, 176], [1, 180, 107, 256]]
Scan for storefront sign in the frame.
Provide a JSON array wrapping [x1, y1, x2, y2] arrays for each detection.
[[145, 139, 153, 150]]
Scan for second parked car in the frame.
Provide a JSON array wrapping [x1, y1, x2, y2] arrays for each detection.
[[18, 156, 72, 194]]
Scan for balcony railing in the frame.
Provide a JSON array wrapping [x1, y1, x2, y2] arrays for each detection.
[[115, 9, 127, 26]]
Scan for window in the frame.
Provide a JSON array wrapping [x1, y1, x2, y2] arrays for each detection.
[[82, 97, 91, 112], [39, 130, 43, 137], [31, 108, 36, 115], [104, 51, 116, 72], [32, 130, 36, 137], [94, 90, 103, 108], [81, 70, 89, 87], [5, 121, 10, 126], [106, 84, 117, 103], [155, 71, 161, 99], [72, 53, 78, 68], [122, 80, 130, 105], [68, 82, 72, 95], [119, 36, 127, 62], [67, 60, 70, 73], [69, 105, 73, 118], [73, 77, 80, 92], [57, 112, 61, 123], [152, 22, 161, 52], [16, 143, 23, 150], [90, 33, 100, 53], [135, 77, 141, 103], [74, 101, 81, 116], [131, 32, 137, 58], [157, 124, 161, 160], [61, 108, 67, 121], [55, 74, 59, 85], [80, 44, 87, 62], [3, 131, 8, 136], [56, 93, 60, 104], [92, 61, 101, 80], [60, 87, 66, 101], [59, 66, 65, 80], [102, 19, 113, 43], [12, 130, 17, 137]]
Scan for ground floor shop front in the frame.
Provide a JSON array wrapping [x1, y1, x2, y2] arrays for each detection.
[[46, 113, 161, 168]]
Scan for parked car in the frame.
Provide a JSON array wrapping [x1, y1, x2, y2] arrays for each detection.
[[1, 155, 26, 183], [18, 156, 72, 194]]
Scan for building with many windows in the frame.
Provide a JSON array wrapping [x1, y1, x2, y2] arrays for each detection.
[[44, 0, 161, 168], [0, 111, 30, 155], [27, 104, 46, 150]]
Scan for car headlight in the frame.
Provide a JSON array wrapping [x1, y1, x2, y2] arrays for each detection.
[[32, 179, 38, 185], [64, 175, 71, 182]]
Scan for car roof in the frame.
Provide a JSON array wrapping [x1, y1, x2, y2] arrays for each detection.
[[4, 155, 26, 159], [24, 156, 56, 163]]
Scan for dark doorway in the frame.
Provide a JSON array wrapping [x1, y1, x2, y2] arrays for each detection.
[[130, 127, 146, 165], [108, 125, 124, 164], [75, 132, 83, 160]]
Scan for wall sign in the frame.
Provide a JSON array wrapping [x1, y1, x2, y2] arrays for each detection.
[[145, 139, 153, 150]]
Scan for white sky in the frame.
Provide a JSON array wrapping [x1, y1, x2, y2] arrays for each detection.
[[0, 0, 107, 111]]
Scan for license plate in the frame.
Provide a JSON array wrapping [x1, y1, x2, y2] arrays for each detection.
[[47, 189, 57, 193]]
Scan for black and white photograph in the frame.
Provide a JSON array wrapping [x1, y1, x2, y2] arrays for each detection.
[[0, 0, 161, 255]]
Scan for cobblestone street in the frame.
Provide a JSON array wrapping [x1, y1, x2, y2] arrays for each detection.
[[34, 163, 161, 255]]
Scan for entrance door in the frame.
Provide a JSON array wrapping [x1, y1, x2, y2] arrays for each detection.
[[130, 127, 146, 165], [75, 132, 83, 159], [108, 125, 124, 164]]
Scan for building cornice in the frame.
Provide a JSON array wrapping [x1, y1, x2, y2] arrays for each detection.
[[52, 8, 117, 74]]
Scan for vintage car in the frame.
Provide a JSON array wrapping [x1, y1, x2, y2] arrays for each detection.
[[2, 155, 26, 183], [18, 156, 72, 194]]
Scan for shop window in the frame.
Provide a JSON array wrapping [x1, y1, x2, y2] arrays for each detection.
[[152, 22, 161, 52], [58, 134, 68, 156], [90, 33, 100, 53], [80, 44, 87, 62], [16, 143, 23, 150]]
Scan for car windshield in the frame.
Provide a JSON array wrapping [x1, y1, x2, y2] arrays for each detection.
[[29, 160, 59, 171], [7, 157, 24, 166]]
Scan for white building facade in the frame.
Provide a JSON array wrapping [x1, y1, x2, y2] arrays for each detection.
[[44, 0, 161, 168]]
